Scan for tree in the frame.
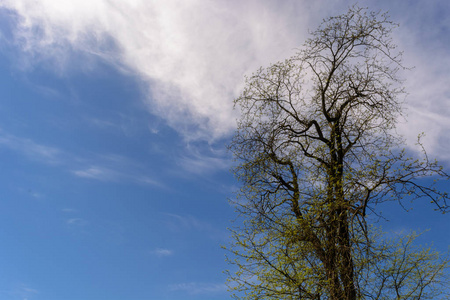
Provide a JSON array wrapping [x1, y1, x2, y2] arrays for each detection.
[[226, 6, 449, 300]]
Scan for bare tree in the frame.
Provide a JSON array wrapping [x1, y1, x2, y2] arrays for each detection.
[[226, 6, 449, 300]]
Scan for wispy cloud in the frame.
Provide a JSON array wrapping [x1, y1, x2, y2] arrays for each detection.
[[151, 248, 174, 257], [28, 190, 43, 199], [0, 129, 62, 164], [66, 218, 88, 226], [17, 187, 44, 199], [161, 213, 228, 241], [86, 114, 143, 137], [177, 148, 231, 176], [136, 176, 164, 188], [72, 153, 164, 187], [71, 164, 164, 188], [87, 117, 117, 129], [396, 50, 450, 160], [0, 284, 39, 300], [162, 213, 213, 233], [169, 282, 227, 295], [386, 1, 450, 161], [72, 166, 118, 181], [21, 287, 38, 293], [0, 128, 163, 186]]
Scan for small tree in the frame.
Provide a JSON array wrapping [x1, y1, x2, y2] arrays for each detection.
[[227, 6, 449, 300]]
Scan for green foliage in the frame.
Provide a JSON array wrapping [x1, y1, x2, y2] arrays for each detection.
[[226, 226, 449, 299], [226, 6, 449, 300], [356, 231, 449, 299]]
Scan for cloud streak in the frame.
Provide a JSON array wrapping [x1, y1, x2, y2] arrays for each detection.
[[72, 166, 118, 181], [66, 218, 88, 226], [162, 213, 213, 232], [0, 129, 163, 186], [161, 213, 228, 241], [0, 129, 62, 164], [151, 248, 174, 257], [177, 148, 231, 176]]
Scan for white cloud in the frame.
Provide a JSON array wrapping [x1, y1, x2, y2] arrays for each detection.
[[0, 0, 311, 141], [1, 0, 449, 158], [395, 41, 450, 160], [377, 0, 450, 161]]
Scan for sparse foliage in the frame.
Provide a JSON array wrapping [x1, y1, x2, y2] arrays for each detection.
[[226, 6, 449, 300]]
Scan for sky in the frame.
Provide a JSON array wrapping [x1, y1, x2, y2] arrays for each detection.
[[0, 0, 449, 299]]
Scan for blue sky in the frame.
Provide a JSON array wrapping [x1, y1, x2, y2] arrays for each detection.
[[0, 1, 449, 299]]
